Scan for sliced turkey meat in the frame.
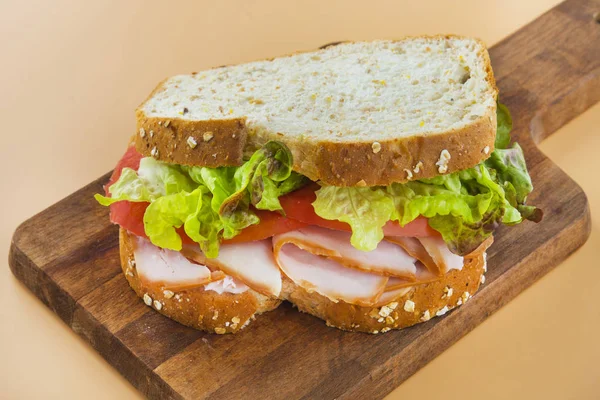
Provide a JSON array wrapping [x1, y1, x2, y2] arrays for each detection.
[[385, 236, 441, 275], [182, 240, 282, 297], [133, 236, 220, 291], [385, 276, 415, 291], [382, 267, 437, 292], [274, 241, 388, 306], [418, 236, 464, 273], [273, 226, 418, 279]]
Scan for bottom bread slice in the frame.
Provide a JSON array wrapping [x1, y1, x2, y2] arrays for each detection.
[[119, 228, 281, 334], [281, 251, 486, 334], [119, 228, 487, 334]]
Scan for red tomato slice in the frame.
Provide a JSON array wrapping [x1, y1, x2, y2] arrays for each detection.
[[223, 210, 307, 244], [106, 147, 304, 243], [106, 146, 143, 190], [279, 184, 437, 237], [382, 218, 435, 237], [110, 201, 149, 239], [107, 147, 148, 238]]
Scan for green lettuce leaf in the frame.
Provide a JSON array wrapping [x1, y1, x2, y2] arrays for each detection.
[[496, 101, 512, 149], [184, 166, 258, 240], [313, 163, 524, 255], [143, 187, 223, 257], [485, 143, 532, 204], [96, 141, 305, 257], [94, 157, 194, 206], [312, 103, 541, 255], [313, 159, 536, 255], [230, 140, 306, 211], [312, 186, 395, 251], [183, 141, 306, 239]]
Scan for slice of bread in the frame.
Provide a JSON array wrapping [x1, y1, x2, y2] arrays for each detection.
[[282, 249, 486, 333], [119, 229, 281, 334], [120, 228, 488, 334], [136, 36, 497, 186]]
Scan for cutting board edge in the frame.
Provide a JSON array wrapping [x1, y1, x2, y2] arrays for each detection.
[[8, 239, 184, 400]]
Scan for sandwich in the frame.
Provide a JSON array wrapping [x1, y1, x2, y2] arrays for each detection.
[[95, 36, 541, 334]]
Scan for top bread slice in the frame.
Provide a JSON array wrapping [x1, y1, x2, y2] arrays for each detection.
[[136, 35, 498, 187]]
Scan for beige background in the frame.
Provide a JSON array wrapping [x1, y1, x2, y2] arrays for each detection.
[[1, 0, 598, 398]]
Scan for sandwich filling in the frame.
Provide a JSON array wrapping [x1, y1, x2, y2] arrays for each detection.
[[96, 104, 539, 304]]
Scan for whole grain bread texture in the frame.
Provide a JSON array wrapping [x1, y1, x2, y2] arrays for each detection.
[[120, 229, 281, 334], [282, 240, 489, 334], [136, 35, 498, 187]]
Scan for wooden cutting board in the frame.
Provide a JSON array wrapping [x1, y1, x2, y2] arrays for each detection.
[[9, 0, 599, 398]]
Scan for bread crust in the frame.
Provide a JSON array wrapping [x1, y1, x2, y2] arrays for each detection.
[[119, 228, 281, 334], [135, 35, 498, 186], [252, 112, 496, 186], [282, 245, 488, 334], [134, 113, 248, 168]]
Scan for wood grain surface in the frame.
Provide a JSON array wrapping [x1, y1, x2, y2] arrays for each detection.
[[8, 0, 599, 398]]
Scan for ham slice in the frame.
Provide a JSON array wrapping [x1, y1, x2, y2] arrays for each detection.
[[182, 240, 282, 297], [274, 242, 388, 306], [133, 236, 217, 290], [273, 226, 418, 279], [418, 236, 464, 273]]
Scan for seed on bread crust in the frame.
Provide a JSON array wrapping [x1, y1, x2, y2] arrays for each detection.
[[420, 310, 431, 321], [187, 136, 198, 148], [371, 142, 382, 153], [462, 291, 471, 303], [379, 305, 393, 317], [413, 161, 424, 173], [203, 131, 214, 142], [436, 306, 449, 316], [436, 149, 451, 173], [442, 286, 453, 299]]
